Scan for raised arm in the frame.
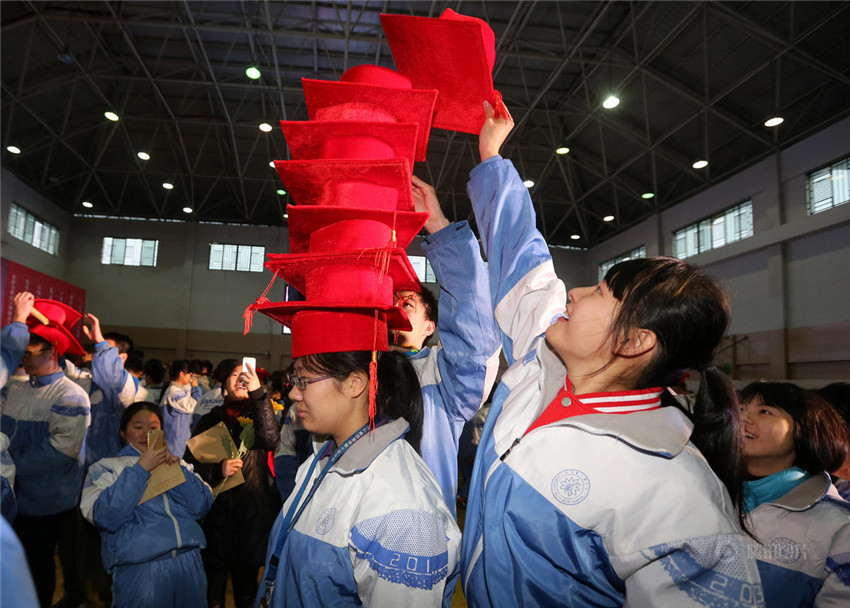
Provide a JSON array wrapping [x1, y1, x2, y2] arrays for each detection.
[[467, 101, 567, 365]]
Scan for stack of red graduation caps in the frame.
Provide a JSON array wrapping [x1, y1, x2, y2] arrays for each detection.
[[27, 299, 85, 357], [243, 9, 499, 421]]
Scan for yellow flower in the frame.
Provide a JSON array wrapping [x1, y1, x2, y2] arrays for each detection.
[[271, 399, 285, 412], [237, 416, 252, 427]]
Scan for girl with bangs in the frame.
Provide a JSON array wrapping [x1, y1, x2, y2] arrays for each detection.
[[459, 101, 764, 607], [739, 381, 849, 607]]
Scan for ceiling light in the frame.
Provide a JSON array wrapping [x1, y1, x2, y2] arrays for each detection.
[[570, 234, 581, 240], [641, 192, 655, 199], [6, 145, 21, 154], [137, 151, 150, 160], [245, 66, 261, 80], [259, 123, 272, 132], [523, 180, 535, 188], [162, 182, 174, 190], [556, 147, 570, 155], [764, 116, 784, 128], [182, 207, 193, 214], [603, 215, 615, 222], [104, 111, 119, 122], [276, 189, 286, 196], [81, 201, 93, 209], [692, 160, 708, 169], [269, 161, 275, 168], [602, 95, 620, 109]]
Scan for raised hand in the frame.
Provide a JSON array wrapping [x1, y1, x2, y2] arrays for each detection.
[[82, 312, 105, 344], [479, 99, 515, 162], [12, 292, 35, 324], [411, 175, 450, 234]]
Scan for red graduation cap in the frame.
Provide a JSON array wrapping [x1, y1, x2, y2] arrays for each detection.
[[27, 299, 85, 357], [286, 207, 427, 254], [274, 158, 414, 211], [280, 120, 419, 168], [380, 8, 504, 134], [301, 64, 438, 162]]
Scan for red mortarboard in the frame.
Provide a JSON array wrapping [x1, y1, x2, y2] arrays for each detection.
[[274, 158, 414, 211], [286, 208, 427, 254], [381, 8, 503, 134], [268, 309, 399, 359], [27, 299, 85, 357], [301, 64, 438, 162], [280, 120, 419, 168]]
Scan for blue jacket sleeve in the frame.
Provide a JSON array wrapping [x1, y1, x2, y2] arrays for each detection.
[[467, 156, 567, 365], [86, 461, 150, 533], [1, 323, 29, 380], [166, 463, 213, 519], [91, 341, 136, 407], [422, 221, 501, 422]]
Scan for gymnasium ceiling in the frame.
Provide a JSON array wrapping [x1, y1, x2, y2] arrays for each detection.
[[2, 1, 849, 248]]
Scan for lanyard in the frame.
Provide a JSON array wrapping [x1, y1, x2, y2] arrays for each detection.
[[261, 423, 370, 604]]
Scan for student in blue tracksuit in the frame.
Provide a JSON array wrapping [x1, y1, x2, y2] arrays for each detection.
[[460, 101, 764, 607], [81, 401, 212, 608], [160, 359, 202, 457], [257, 349, 461, 608], [739, 381, 850, 607]]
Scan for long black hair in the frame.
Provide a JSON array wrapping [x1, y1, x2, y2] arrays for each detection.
[[741, 381, 848, 475], [297, 350, 423, 452], [603, 257, 746, 526]]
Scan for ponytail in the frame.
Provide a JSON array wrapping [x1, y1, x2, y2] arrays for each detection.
[[687, 366, 748, 532]]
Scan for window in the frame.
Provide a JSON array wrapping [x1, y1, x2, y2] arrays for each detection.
[[7, 203, 59, 255], [408, 255, 437, 284], [807, 156, 850, 214], [101, 237, 159, 267], [209, 243, 265, 272], [672, 200, 753, 260], [598, 246, 647, 281]]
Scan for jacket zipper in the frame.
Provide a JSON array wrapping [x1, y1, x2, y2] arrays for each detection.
[[162, 494, 183, 549]]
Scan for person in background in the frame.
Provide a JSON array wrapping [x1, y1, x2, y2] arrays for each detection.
[[142, 358, 166, 405], [1, 294, 91, 607], [81, 402, 212, 608], [159, 359, 201, 459], [739, 381, 849, 607], [185, 360, 280, 608], [192, 358, 236, 431], [814, 382, 850, 500]]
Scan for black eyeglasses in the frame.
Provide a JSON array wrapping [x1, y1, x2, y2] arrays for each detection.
[[286, 372, 336, 391]]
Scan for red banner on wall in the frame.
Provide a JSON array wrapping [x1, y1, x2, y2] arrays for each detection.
[[1, 258, 86, 341]]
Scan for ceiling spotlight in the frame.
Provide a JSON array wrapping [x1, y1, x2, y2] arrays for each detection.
[[692, 160, 708, 169], [259, 123, 272, 132], [245, 66, 261, 80], [182, 207, 193, 214], [602, 95, 620, 109], [523, 180, 535, 188], [641, 192, 655, 199], [104, 111, 119, 122], [81, 201, 93, 209], [6, 145, 21, 154], [162, 182, 174, 190], [276, 189, 286, 196], [137, 151, 150, 160], [603, 215, 615, 222], [269, 161, 276, 168], [570, 234, 581, 240], [556, 147, 570, 155], [764, 116, 784, 128]]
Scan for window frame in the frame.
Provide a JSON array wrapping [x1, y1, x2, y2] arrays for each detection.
[[672, 200, 753, 260], [100, 237, 159, 267], [6, 203, 60, 255], [208, 243, 266, 272]]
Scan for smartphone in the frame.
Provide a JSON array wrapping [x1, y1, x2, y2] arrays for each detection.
[[147, 429, 165, 451], [242, 357, 256, 374]]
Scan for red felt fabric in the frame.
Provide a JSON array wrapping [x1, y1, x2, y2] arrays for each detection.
[[27, 299, 85, 356]]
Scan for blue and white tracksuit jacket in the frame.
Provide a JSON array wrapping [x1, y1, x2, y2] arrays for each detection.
[[78, 341, 141, 468], [257, 418, 461, 608], [193, 386, 223, 431], [1, 371, 90, 516], [409, 220, 501, 518], [0, 322, 28, 388], [160, 382, 202, 458], [746, 473, 850, 607], [460, 156, 764, 607]]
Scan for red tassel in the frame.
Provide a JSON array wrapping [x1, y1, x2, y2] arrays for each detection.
[[242, 270, 280, 335], [489, 90, 512, 122], [368, 351, 378, 431]]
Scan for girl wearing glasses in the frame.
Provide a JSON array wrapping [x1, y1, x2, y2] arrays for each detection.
[[459, 102, 762, 606], [257, 348, 461, 608], [185, 361, 280, 608]]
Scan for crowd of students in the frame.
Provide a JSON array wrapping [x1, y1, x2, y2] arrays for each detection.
[[1, 103, 848, 608]]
